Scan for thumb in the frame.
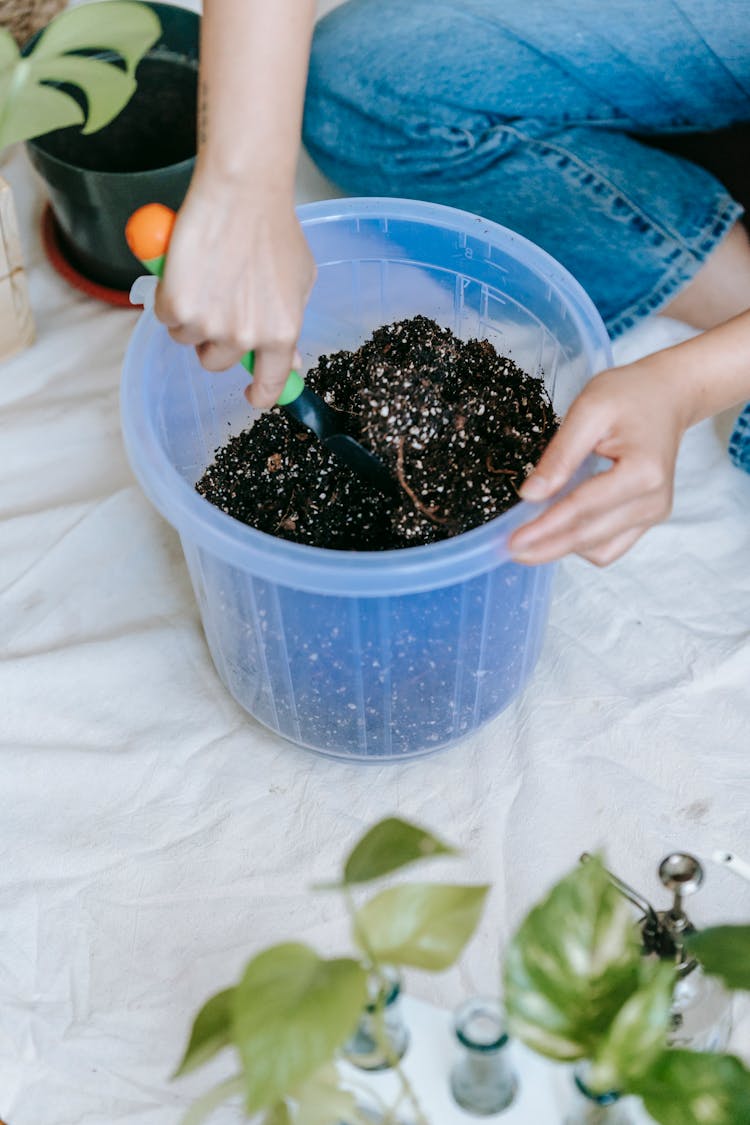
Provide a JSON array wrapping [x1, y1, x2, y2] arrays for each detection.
[[520, 395, 609, 501]]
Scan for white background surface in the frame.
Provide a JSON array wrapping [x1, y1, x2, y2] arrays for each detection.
[[2, 8, 750, 1118]]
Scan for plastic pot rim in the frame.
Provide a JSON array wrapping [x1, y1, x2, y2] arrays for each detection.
[[26, 136, 196, 182]]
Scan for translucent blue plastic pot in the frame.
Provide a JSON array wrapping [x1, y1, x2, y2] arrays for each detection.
[[121, 198, 611, 760]]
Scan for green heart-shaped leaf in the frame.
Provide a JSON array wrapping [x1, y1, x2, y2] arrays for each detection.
[[589, 960, 675, 1092], [342, 817, 457, 886], [179, 1074, 244, 1125], [635, 1050, 750, 1125], [233, 943, 367, 1114], [356, 883, 488, 970], [174, 987, 235, 1077], [294, 1064, 359, 1125], [685, 926, 750, 991], [503, 856, 641, 1061], [263, 1103, 292, 1125]]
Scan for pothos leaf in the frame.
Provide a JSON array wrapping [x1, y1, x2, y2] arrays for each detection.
[[589, 960, 676, 1092], [233, 943, 368, 1114], [355, 883, 489, 970], [293, 1064, 359, 1125], [263, 1103, 292, 1125], [341, 817, 457, 886], [174, 987, 235, 1077], [503, 855, 642, 1061], [635, 1050, 750, 1125], [685, 926, 750, 992], [179, 1074, 244, 1125]]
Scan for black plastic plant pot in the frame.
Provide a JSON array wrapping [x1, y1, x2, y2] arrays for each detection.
[[26, 2, 199, 294]]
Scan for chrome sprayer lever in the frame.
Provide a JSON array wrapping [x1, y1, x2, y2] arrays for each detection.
[[580, 852, 659, 925], [580, 851, 704, 969]]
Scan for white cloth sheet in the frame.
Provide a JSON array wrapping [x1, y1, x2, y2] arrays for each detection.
[[1, 130, 750, 1125]]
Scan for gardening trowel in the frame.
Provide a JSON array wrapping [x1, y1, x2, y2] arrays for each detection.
[[125, 203, 398, 497]]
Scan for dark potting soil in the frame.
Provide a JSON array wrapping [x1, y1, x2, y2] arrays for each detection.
[[197, 316, 559, 551]]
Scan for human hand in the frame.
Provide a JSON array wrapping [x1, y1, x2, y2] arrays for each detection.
[[153, 170, 316, 408], [509, 353, 690, 567]]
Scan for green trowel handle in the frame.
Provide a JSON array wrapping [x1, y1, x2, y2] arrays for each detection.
[[239, 351, 305, 406]]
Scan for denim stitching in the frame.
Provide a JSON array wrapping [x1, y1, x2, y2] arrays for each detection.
[[469, 121, 745, 338], [607, 196, 743, 337], [306, 36, 748, 342], [315, 110, 744, 341], [509, 124, 715, 254], [729, 404, 750, 473]]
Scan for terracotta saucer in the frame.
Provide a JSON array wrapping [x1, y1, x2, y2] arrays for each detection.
[[41, 204, 134, 308]]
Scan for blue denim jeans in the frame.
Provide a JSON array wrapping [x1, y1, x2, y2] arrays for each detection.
[[303, 0, 750, 467]]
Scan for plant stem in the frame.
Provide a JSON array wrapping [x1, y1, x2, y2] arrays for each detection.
[[343, 888, 430, 1125], [373, 1002, 429, 1125]]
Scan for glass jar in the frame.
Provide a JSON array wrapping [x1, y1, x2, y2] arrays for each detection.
[[341, 967, 409, 1071], [337, 1086, 413, 1125], [669, 964, 733, 1052], [449, 997, 518, 1115], [564, 1067, 641, 1125], [341, 1091, 410, 1125]]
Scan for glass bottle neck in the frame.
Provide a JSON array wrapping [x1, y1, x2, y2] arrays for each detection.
[[575, 1074, 621, 1105], [567, 1073, 637, 1125]]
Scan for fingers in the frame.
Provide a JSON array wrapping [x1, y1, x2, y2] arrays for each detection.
[[510, 460, 673, 565], [511, 501, 650, 565], [155, 281, 300, 405], [155, 284, 246, 360], [519, 392, 610, 501], [153, 283, 196, 338], [158, 313, 300, 408], [244, 345, 298, 409], [197, 339, 250, 372], [578, 527, 645, 567], [150, 197, 315, 403], [154, 287, 306, 409]]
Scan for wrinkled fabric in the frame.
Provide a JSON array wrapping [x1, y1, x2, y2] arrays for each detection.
[[1, 118, 750, 1125]]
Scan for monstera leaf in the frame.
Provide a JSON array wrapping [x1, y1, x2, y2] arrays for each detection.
[[0, 0, 161, 149]]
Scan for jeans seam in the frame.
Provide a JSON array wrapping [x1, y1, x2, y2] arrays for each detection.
[[728, 404, 750, 471], [605, 194, 744, 337], [503, 122, 715, 255]]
